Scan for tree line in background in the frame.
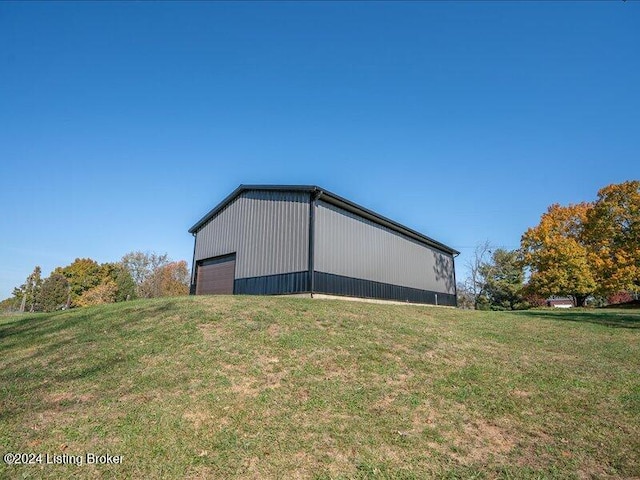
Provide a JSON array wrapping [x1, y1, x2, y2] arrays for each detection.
[[0, 252, 190, 313], [2, 180, 637, 313], [459, 180, 639, 309]]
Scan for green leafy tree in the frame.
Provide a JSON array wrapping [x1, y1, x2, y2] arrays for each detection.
[[0, 296, 20, 313], [55, 258, 102, 306], [40, 273, 70, 312], [479, 249, 526, 310], [100, 262, 137, 302], [113, 264, 137, 301], [13, 266, 43, 312]]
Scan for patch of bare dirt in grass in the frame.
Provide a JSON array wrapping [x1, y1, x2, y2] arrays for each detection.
[[266, 452, 320, 479], [229, 377, 261, 399], [411, 404, 518, 466], [263, 371, 285, 390], [305, 434, 358, 477], [266, 322, 281, 337], [431, 345, 471, 368], [256, 354, 281, 366], [455, 418, 516, 462], [23, 398, 123, 460], [47, 391, 95, 404], [189, 438, 356, 479], [411, 405, 438, 429], [202, 406, 234, 430], [305, 351, 360, 382], [296, 388, 310, 402], [377, 442, 418, 470], [340, 311, 367, 321], [575, 461, 616, 480], [185, 465, 215, 479], [117, 389, 174, 404], [384, 371, 412, 387], [380, 348, 406, 365], [369, 392, 400, 415], [512, 432, 612, 480], [182, 410, 215, 430], [197, 322, 228, 343], [28, 410, 61, 434], [27, 391, 99, 433], [224, 354, 289, 399], [139, 352, 168, 370], [318, 453, 357, 478], [255, 354, 287, 388], [237, 455, 265, 479]]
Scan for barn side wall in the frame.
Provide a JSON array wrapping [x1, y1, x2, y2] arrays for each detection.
[[192, 190, 310, 293], [313, 200, 456, 305]]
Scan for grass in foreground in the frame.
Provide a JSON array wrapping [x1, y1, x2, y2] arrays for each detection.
[[0, 296, 638, 479]]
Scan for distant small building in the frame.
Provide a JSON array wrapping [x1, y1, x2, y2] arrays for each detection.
[[546, 297, 574, 308]]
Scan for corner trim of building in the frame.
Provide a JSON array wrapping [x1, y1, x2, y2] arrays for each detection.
[[308, 188, 322, 296], [189, 232, 197, 295]]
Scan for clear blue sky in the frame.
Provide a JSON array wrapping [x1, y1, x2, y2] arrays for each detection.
[[1, 2, 638, 299]]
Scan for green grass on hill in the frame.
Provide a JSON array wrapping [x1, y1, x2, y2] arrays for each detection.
[[1, 296, 638, 479]]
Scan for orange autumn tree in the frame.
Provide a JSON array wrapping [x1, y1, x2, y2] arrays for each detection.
[[155, 260, 190, 296], [521, 203, 596, 307], [585, 180, 640, 295], [521, 180, 640, 306], [140, 260, 190, 297]]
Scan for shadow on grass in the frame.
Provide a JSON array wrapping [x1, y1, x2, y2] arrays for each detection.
[[0, 311, 75, 346], [0, 303, 176, 423], [0, 299, 181, 344], [513, 309, 640, 329]]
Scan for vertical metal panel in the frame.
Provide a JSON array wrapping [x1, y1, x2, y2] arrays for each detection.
[[315, 201, 455, 294], [194, 191, 309, 279]]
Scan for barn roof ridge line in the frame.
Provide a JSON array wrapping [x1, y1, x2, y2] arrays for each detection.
[[188, 184, 459, 256]]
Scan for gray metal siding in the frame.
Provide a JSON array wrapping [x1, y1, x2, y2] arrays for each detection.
[[194, 191, 309, 279], [314, 201, 455, 294]]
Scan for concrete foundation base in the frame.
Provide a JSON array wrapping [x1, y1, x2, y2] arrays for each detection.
[[278, 293, 456, 308]]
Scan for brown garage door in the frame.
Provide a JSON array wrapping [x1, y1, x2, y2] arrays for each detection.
[[195, 254, 236, 295]]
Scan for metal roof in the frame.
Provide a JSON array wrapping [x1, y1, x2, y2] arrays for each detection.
[[188, 185, 459, 256]]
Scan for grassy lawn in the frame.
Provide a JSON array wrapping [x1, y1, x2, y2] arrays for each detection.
[[1, 296, 638, 479]]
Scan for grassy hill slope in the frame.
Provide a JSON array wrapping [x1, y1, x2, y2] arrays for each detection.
[[1, 296, 639, 479]]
